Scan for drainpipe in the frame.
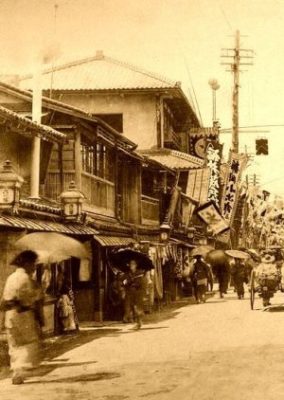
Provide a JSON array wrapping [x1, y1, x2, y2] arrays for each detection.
[[30, 66, 41, 199]]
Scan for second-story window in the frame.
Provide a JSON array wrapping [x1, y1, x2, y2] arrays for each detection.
[[81, 138, 114, 182]]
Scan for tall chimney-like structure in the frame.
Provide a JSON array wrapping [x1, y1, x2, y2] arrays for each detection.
[[30, 66, 42, 199]]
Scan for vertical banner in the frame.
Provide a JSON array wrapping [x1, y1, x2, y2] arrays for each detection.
[[221, 153, 247, 224], [206, 142, 222, 207]]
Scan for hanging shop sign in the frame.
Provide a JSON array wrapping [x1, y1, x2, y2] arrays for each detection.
[[196, 201, 229, 235], [221, 153, 247, 224], [206, 142, 222, 206], [189, 127, 219, 159]]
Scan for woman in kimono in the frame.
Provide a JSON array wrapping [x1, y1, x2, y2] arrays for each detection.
[[0, 250, 44, 385]]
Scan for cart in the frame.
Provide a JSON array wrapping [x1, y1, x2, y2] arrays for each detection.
[[250, 267, 282, 310]]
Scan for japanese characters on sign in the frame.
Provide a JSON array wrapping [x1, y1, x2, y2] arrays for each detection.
[[221, 154, 247, 224], [206, 142, 221, 206]]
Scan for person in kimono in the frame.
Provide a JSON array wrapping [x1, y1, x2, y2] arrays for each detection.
[[192, 255, 212, 303], [57, 283, 78, 333], [230, 258, 249, 299], [0, 250, 44, 385], [122, 259, 145, 330]]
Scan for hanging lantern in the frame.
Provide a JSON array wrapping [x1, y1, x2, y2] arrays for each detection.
[[59, 181, 85, 221], [0, 160, 24, 212], [160, 222, 171, 242]]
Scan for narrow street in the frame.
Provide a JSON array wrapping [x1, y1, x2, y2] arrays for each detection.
[[2, 289, 284, 400]]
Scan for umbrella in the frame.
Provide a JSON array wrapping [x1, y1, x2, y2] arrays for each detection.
[[14, 232, 90, 264], [206, 250, 228, 265], [110, 248, 154, 271], [225, 250, 250, 260], [191, 245, 214, 257], [206, 250, 230, 274]]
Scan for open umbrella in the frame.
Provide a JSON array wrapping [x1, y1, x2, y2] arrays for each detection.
[[110, 248, 154, 271], [206, 250, 228, 265], [191, 245, 214, 258], [14, 232, 90, 264], [225, 249, 250, 260]]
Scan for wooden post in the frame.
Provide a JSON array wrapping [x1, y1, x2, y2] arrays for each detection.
[[30, 67, 42, 198], [232, 30, 240, 154], [74, 130, 82, 190]]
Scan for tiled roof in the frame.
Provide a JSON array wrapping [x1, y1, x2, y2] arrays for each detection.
[[20, 198, 62, 215], [93, 235, 136, 247], [19, 53, 179, 91], [0, 215, 98, 235], [0, 105, 66, 143], [138, 149, 204, 170]]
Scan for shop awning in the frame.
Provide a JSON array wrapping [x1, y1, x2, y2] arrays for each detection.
[[0, 215, 98, 235], [93, 235, 136, 247]]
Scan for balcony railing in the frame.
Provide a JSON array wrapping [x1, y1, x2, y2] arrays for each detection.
[[81, 171, 115, 217], [45, 170, 115, 217], [141, 194, 160, 226]]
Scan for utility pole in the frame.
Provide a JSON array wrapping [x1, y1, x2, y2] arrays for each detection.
[[221, 30, 254, 154]]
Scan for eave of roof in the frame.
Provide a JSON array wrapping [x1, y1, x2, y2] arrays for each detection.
[[0, 81, 137, 150], [0, 104, 66, 143], [0, 215, 98, 235], [138, 148, 204, 171]]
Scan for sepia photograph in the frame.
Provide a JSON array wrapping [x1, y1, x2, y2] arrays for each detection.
[[0, 0, 284, 398]]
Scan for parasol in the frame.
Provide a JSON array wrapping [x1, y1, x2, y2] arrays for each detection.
[[191, 245, 215, 257], [225, 250, 250, 260], [109, 248, 154, 271], [14, 232, 90, 264], [206, 250, 228, 265]]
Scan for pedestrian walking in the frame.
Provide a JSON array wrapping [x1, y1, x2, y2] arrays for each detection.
[[0, 250, 44, 385], [192, 255, 211, 304], [207, 250, 230, 298], [230, 258, 248, 299], [122, 259, 145, 330]]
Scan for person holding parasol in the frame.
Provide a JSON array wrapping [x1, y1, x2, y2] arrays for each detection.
[[110, 248, 154, 330], [225, 250, 250, 299]]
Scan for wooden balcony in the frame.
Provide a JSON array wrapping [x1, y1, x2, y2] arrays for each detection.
[[141, 194, 160, 226], [81, 171, 115, 217], [45, 170, 115, 217]]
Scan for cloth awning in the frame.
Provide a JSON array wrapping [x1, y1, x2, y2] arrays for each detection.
[[93, 235, 136, 247], [0, 215, 98, 235]]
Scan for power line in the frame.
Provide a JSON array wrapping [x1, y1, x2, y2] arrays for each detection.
[[219, 5, 234, 32], [221, 124, 284, 132], [182, 55, 203, 126]]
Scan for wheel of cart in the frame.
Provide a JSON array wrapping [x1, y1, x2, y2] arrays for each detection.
[[250, 270, 256, 310]]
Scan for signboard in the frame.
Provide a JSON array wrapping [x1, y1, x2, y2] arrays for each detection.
[[206, 142, 222, 206], [221, 153, 247, 224], [196, 201, 229, 235]]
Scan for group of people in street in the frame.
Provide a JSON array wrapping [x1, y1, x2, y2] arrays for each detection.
[[190, 247, 284, 308], [1, 244, 283, 385]]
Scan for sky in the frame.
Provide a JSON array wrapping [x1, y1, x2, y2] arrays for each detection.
[[0, 0, 284, 195]]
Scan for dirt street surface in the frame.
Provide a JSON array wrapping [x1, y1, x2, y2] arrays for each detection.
[[2, 289, 284, 400]]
